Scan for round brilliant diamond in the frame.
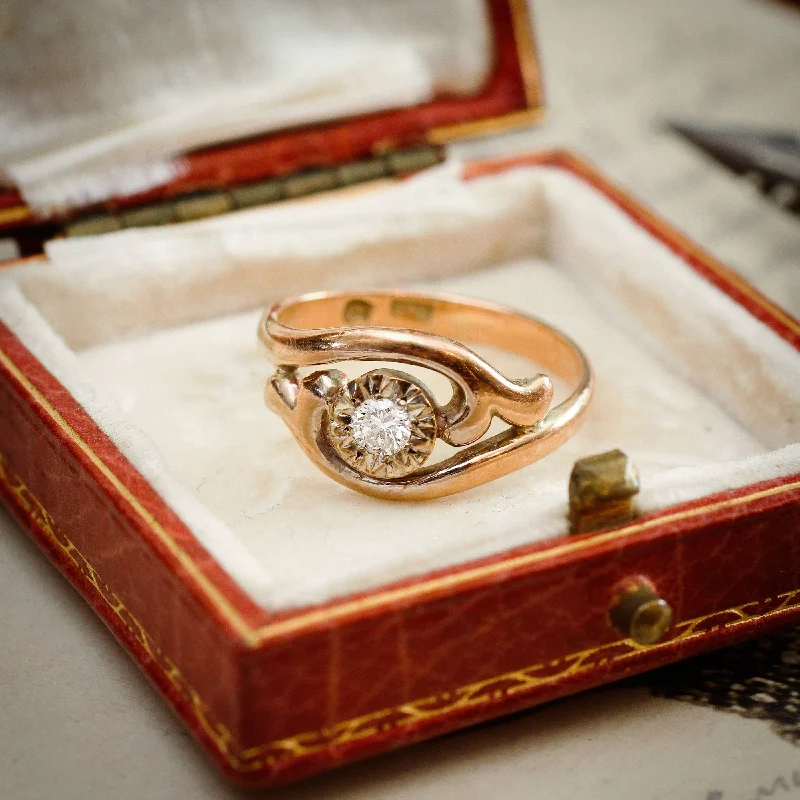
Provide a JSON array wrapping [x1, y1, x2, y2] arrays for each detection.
[[349, 398, 412, 456]]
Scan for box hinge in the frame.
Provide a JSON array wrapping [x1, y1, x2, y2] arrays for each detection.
[[64, 145, 445, 238]]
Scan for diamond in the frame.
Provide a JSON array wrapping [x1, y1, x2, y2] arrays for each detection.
[[349, 398, 412, 456], [327, 369, 439, 479]]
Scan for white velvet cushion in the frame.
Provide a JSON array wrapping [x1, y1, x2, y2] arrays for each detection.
[[1, 163, 798, 609]]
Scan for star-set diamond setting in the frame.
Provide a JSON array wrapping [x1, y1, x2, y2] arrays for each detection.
[[328, 370, 439, 479]]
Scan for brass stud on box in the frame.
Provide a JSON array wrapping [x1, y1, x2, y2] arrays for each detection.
[[568, 448, 640, 534], [609, 578, 673, 645]]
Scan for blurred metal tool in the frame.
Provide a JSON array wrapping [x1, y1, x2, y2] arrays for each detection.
[[669, 121, 800, 218]]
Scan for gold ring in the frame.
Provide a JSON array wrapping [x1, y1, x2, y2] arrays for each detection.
[[259, 291, 593, 501]]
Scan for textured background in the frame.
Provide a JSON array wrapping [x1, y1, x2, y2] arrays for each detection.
[[2, 1, 799, 798]]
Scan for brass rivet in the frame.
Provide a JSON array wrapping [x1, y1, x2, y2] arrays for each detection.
[[231, 179, 284, 209], [386, 146, 443, 175], [609, 579, 673, 645], [283, 169, 338, 199], [120, 202, 176, 228], [174, 192, 233, 222], [335, 159, 387, 186], [65, 214, 123, 237]]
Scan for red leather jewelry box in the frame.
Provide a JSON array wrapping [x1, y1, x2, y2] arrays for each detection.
[[2, 2, 800, 790]]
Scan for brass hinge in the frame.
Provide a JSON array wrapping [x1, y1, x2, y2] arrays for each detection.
[[64, 145, 444, 238]]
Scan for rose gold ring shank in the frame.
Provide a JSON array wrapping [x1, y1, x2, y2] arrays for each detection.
[[259, 291, 593, 501]]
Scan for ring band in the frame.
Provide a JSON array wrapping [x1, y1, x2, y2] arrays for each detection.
[[259, 291, 593, 501]]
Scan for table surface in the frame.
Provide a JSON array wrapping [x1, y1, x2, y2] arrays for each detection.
[[3, 1, 800, 798]]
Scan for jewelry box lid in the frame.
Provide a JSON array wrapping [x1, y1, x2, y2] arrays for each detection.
[[0, 0, 543, 255]]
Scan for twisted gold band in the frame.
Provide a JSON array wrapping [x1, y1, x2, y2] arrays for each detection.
[[259, 291, 593, 500]]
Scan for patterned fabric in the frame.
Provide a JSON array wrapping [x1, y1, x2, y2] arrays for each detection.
[[643, 627, 800, 745]]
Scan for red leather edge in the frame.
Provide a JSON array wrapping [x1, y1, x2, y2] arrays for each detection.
[[464, 151, 800, 348], [0, 355, 251, 767], [1, 151, 799, 786]]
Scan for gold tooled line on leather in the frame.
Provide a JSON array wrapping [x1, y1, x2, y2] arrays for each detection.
[[3, 451, 800, 773], [506, 0, 543, 109], [239, 592, 800, 768], [427, 0, 545, 144], [428, 108, 545, 145], [0, 453, 242, 768], [0, 205, 31, 226]]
